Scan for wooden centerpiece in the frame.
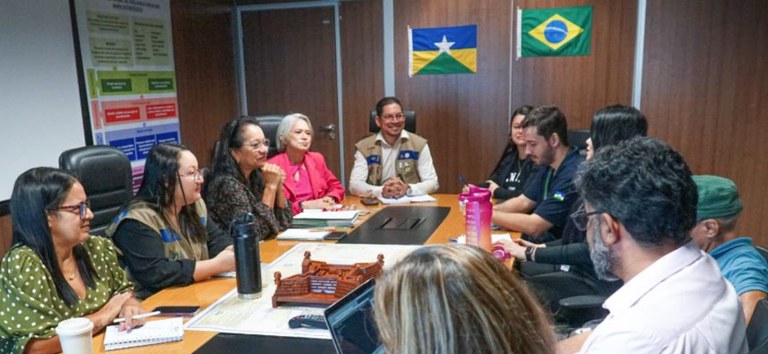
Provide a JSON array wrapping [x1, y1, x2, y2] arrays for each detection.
[[272, 251, 384, 307]]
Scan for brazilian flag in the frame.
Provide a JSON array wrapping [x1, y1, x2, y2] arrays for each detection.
[[517, 6, 592, 57], [409, 25, 477, 77]]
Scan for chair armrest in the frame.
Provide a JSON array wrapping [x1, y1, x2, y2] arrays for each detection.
[[559, 295, 607, 310]]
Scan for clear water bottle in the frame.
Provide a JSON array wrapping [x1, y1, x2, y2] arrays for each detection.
[[231, 212, 262, 299], [462, 188, 492, 251]]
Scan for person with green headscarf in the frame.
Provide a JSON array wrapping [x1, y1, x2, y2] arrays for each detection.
[[691, 175, 768, 324]]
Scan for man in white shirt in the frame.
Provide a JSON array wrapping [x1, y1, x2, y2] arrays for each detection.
[[349, 97, 439, 198], [559, 137, 747, 354]]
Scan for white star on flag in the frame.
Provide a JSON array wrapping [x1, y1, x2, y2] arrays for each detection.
[[434, 35, 455, 54]]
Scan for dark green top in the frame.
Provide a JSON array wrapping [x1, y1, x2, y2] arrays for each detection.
[[0, 236, 133, 353]]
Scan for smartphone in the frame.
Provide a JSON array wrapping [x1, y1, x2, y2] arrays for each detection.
[[152, 306, 200, 317], [324, 231, 347, 241], [360, 197, 379, 206]]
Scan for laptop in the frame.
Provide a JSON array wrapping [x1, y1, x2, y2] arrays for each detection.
[[323, 279, 385, 354]]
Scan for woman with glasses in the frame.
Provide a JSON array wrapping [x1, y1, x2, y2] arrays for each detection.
[[0, 168, 145, 353], [463, 105, 536, 201], [106, 144, 235, 299], [267, 113, 344, 215], [496, 105, 648, 313], [204, 116, 292, 239]]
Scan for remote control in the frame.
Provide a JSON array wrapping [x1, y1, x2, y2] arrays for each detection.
[[288, 314, 328, 330]]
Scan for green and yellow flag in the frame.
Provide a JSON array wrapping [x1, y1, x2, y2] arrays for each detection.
[[409, 24, 477, 77], [517, 6, 592, 58]]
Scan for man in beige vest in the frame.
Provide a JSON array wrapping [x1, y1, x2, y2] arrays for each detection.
[[349, 97, 439, 198]]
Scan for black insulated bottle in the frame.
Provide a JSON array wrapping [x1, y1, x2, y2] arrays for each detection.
[[231, 212, 262, 299]]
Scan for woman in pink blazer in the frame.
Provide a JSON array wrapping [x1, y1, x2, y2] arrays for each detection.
[[268, 113, 345, 215]]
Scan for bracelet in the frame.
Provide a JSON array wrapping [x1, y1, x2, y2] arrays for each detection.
[[524, 247, 534, 262]]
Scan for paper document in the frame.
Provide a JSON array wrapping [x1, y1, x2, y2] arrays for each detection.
[[378, 194, 437, 204], [454, 233, 514, 244], [104, 317, 183, 350], [186, 243, 420, 339], [277, 229, 330, 241]]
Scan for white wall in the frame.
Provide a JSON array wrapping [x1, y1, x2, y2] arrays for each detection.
[[0, 0, 86, 200]]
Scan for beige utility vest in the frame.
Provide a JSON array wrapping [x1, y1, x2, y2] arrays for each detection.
[[355, 132, 427, 186]]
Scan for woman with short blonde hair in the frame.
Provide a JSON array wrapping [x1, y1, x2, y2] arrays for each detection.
[[268, 113, 344, 214], [374, 244, 555, 354]]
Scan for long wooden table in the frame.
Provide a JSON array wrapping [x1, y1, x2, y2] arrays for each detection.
[[90, 194, 476, 353]]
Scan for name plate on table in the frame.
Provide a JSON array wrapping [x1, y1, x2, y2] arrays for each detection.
[[338, 206, 450, 245]]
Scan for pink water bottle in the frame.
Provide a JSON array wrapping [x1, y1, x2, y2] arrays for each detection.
[[462, 188, 492, 251]]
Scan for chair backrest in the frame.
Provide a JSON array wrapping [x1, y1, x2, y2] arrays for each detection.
[[369, 110, 416, 133], [747, 298, 768, 351], [253, 114, 284, 159], [59, 146, 133, 236], [568, 129, 591, 157]]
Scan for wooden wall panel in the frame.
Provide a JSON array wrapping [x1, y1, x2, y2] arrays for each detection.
[[642, 0, 768, 246], [340, 0, 384, 185], [171, 0, 239, 168], [394, 0, 513, 193], [0, 216, 11, 259], [511, 0, 637, 131]]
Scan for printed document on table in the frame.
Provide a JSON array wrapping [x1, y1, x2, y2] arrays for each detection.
[[276, 229, 329, 241], [186, 243, 420, 339], [378, 194, 437, 204]]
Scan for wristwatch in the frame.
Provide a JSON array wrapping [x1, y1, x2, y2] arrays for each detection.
[[524, 247, 534, 262], [406, 187, 413, 197]]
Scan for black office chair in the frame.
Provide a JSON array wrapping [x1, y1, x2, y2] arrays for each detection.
[[748, 298, 768, 352], [369, 110, 416, 133], [568, 129, 591, 157], [253, 114, 284, 159], [59, 145, 133, 236]]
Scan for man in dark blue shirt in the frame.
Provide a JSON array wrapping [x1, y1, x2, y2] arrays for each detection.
[[492, 105, 584, 242]]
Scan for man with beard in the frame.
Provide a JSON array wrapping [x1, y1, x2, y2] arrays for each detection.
[[493, 105, 583, 242], [559, 137, 747, 354], [349, 96, 439, 199]]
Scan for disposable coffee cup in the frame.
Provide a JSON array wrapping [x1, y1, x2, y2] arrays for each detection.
[[55, 317, 94, 354], [261, 262, 271, 288]]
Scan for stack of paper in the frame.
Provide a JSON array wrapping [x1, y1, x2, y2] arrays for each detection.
[[291, 210, 359, 228]]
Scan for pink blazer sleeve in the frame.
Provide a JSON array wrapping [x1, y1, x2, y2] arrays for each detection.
[[306, 152, 345, 203]]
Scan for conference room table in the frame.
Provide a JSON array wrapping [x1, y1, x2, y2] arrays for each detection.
[[89, 194, 511, 353]]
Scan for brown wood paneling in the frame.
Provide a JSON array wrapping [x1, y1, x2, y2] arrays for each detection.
[[0, 215, 11, 260], [394, 0, 513, 193], [511, 0, 637, 132], [340, 0, 384, 186], [642, 0, 768, 246], [171, 0, 239, 168], [241, 7, 341, 176]]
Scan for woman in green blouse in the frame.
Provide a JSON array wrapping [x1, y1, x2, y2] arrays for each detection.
[[0, 168, 144, 354]]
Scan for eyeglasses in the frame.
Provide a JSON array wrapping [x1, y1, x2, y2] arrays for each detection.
[[246, 139, 270, 151], [570, 207, 603, 231], [380, 113, 405, 121], [49, 201, 91, 220], [178, 170, 204, 181]]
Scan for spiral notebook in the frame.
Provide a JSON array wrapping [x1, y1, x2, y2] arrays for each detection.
[[103, 317, 184, 350]]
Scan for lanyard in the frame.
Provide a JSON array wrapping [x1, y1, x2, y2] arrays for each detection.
[[542, 169, 554, 200]]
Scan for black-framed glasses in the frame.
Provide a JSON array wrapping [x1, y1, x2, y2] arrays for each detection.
[[178, 170, 204, 181], [381, 113, 405, 121], [246, 139, 270, 151], [49, 201, 91, 220], [570, 207, 603, 231]]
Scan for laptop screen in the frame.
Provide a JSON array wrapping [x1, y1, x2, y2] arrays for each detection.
[[324, 279, 384, 354]]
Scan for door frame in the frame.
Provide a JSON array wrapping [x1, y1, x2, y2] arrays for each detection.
[[234, 1, 347, 185]]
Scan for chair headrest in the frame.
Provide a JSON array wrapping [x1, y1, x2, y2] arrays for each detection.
[[58, 145, 133, 236], [567, 129, 591, 156], [253, 115, 284, 158], [369, 110, 416, 133]]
